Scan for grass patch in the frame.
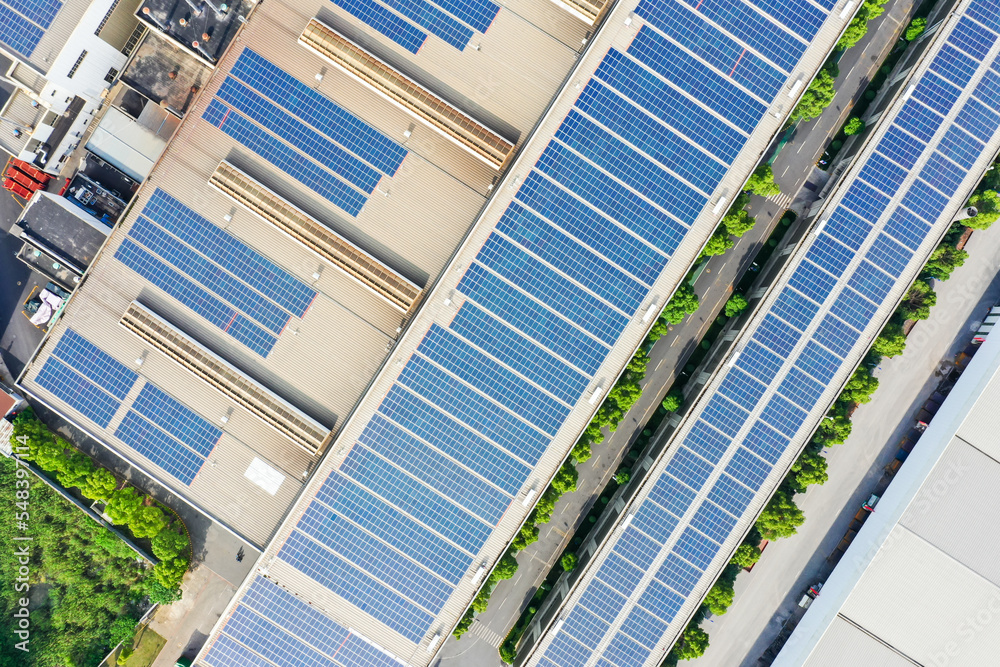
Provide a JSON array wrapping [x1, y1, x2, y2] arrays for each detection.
[[122, 626, 167, 667]]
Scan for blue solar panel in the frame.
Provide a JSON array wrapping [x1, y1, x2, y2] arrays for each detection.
[[830, 287, 879, 332], [516, 173, 668, 286], [204, 634, 274, 667], [956, 98, 1000, 144], [690, 501, 737, 542], [699, 395, 748, 438], [381, 0, 472, 50], [450, 303, 588, 404], [279, 531, 432, 642], [331, 0, 428, 53], [578, 579, 628, 623], [575, 81, 726, 195], [203, 100, 367, 216], [647, 473, 697, 517], [0, 4, 45, 57], [931, 44, 979, 88], [913, 72, 962, 115], [772, 287, 820, 330], [597, 552, 645, 595], [563, 607, 610, 649], [672, 527, 720, 569], [806, 233, 855, 277], [628, 27, 766, 133], [706, 473, 754, 515], [379, 386, 529, 494], [921, 151, 968, 196], [777, 366, 825, 409], [753, 313, 802, 357], [241, 577, 350, 656], [129, 218, 291, 334], [638, 580, 684, 623], [867, 233, 913, 277], [735, 341, 783, 384], [132, 384, 220, 457], [795, 340, 842, 384], [620, 606, 669, 648], [759, 394, 807, 438], [115, 240, 277, 357], [685, 418, 734, 462], [4, 0, 61, 27], [633, 501, 680, 543], [936, 125, 984, 170], [341, 446, 490, 552], [677, 0, 805, 72], [902, 179, 952, 222], [883, 206, 932, 250], [496, 202, 647, 313], [717, 369, 767, 411], [859, 153, 909, 195], [358, 414, 511, 523], [604, 631, 652, 667], [557, 110, 706, 223], [840, 180, 891, 221], [222, 606, 339, 667], [297, 503, 452, 611], [895, 100, 944, 143], [615, 526, 662, 570], [595, 49, 745, 163], [316, 472, 473, 582], [546, 632, 591, 667], [813, 314, 860, 357], [536, 141, 688, 257], [115, 411, 204, 484], [665, 446, 716, 488], [231, 50, 407, 175], [35, 358, 121, 428], [975, 70, 1000, 108], [788, 260, 837, 304], [52, 330, 138, 400], [742, 421, 789, 464], [744, 0, 826, 39], [475, 233, 629, 346], [457, 263, 609, 376], [966, 0, 1000, 32], [427, 0, 498, 33], [655, 553, 703, 596], [950, 16, 997, 61], [725, 448, 772, 489], [636, 0, 785, 99], [217, 78, 382, 193], [418, 324, 570, 434], [877, 125, 926, 169]]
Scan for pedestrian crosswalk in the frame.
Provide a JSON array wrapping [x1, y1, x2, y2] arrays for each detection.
[[768, 190, 794, 209], [470, 620, 505, 647]]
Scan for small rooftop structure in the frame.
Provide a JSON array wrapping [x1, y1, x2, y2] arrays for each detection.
[[122, 30, 211, 116], [137, 0, 251, 67], [12, 190, 112, 288]]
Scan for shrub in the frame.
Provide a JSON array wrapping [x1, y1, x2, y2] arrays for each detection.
[[756, 486, 806, 540], [453, 610, 475, 639], [788, 446, 829, 493], [898, 280, 937, 321], [906, 17, 926, 41], [701, 228, 734, 258], [704, 578, 735, 616], [105, 488, 143, 526], [843, 116, 864, 135], [662, 284, 700, 324], [662, 389, 683, 412], [966, 190, 1000, 230], [872, 321, 907, 358], [924, 244, 968, 281], [550, 462, 579, 495], [745, 164, 780, 197], [512, 523, 540, 551], [130, 505, 169, 539], [151, 528, 189, 561], [561, 552, 578, 572], [791, 69, 835, 122], [724, 293, 749, 318], [730, 543, 761, 569], [494, 551, 519, 580], [672, 624, 710, 661]]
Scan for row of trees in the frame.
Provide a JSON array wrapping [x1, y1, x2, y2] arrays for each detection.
[[665, 157, 1000, 664], [10, 411, 191, 597]]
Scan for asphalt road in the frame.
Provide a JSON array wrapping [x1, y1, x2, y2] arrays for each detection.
[[435, 5, 913, 664], [688, 218, 1000, 667]]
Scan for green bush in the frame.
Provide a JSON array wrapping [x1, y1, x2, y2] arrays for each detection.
[[744, 164, 780, 198], [791, 69, 836, 122], [561, 552, 578, 572], [872, 321, 907, 358], [843, 116, 864, 135], [701, 228, 734, 258], [615, 468, 631, 485], [704, 577, 735, 616], [898, 280, 937, 321], [906, 17, 926, 41], [924, 244, 968, 281], [151, 528, 189, 561], [756, 486, 806, 540], [499, 642, 517, 664], [105, 488, 144, 526], [730, 543, 761, 569], [965, 190, 1000, 229], [724, 293, 749, 318], [662, 389, 683, 413], [453, 610, 475, 639], [788, 445, 829, 493], [662, 284, 700, 324], [672, 624, 710, 661]]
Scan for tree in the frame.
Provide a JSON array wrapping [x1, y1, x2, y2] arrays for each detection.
[[570, 438, 592, 464], [662, 389, 684, 412], [745, 164, 781, 197], [104, 488, 143, 526], [533, 487, 562, 523], [756, 486, 806, 540], [730, 543, 761, 569], [561, 552, 578, 572], [151, 528, 189, 561], [924, 244, 968, 281], [723, 208, 756, 237], [788, 447, 829, 493], [662, 284, 700, 324], [512, 522, 540, 551], [704, 577, 735, 616], [898, 280, 937, 321], [550, 462, 579, 495], [843, 117, 864, 135], [494, 551, 519, 580], [615, 468, 631, 485], [837, 17, 869, 51], [701, 228, 734, 258], [56, 448, 95, 489], [673, 624, 710, 661], [471, 588, 491, 613], [965, 190, 1000, 230], [80, 467, 118, 501], [906, 17, 927, 40], [791, 69, 836, 122], [107, 615, 137, 650], [153, 555, 189, 589], [724, 293, 749, 318], [841, 368, 879, 405], [813, 412, 853, 447], [33, 438, 70, 473], [872, 321, 907, 358]]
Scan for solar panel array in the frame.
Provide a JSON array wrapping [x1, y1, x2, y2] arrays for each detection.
[[328, 0, 499, 53], [34, 329, 138, 428], [202, 49, 407, 217], [0, 0, 61, 57], [205, 576, 405, 667], [530, 4, 1000, 666], [114, 189, 317, 357], [203, 0, 844, 657], [32, 329, 223, 485]]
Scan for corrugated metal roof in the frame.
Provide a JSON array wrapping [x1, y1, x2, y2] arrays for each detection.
[[803, 616, 919, 667]]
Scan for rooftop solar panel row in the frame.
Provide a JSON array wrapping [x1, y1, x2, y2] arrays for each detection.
[[331, 0, 428, 54], [529, 2, 1000, 663]]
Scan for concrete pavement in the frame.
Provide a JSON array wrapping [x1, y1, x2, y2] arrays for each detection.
[[434, 4, 914, 663]]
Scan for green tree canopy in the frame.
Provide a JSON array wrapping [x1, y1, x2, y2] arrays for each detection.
[[104, 488, 143, 526], [673, 624, 710, 661], [662, 388, 684, 412], [550, 462, 579, 495], [843, 116, 864, 135], [899, 280, 937, 321], [570, 437, 592, 464], [966, 190, 1000, 230], [730, 543, 761, 569], [561, 552, 578, 572], [724, 293, 749, 318], [701, 228, 734, 258], [906, 17, 927, 40], [791, 69, 836, 122], [662, 284, 700, 324], [615, 468, 631, 485], [813, 412, 853, 447], [704, 577, 735, 616], [494, 551, 519, 580], [151, 528, 189, 562], [756, 486, 806, 540], [924, 244, 969, 281], [512, 522, 540, 551], [129, 504, 168, 541], [841, 368, 879, 405], [872, 321, 907, 358], [745, 164, 781, 197], [788, 446, 829, 493]]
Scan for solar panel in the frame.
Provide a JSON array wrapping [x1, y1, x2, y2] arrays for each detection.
[[381, 0, 473, 50], [876, 125, 927, 169], [203, 634, 275, 667], [115, 411, 205, 484], [930, 44, 979, 87], [745, 0, 826, 40], [52, 330, 139, 399], [913, 72, 963, 115], [35, 358, 121, 428], [4, 0, 61, 27], [950, 16, 997, 61], [671, 527, 719, 570], [620, 604, 669, 648], [632, 501, 681, 543], [936, 125, 984, 169], [131, 384, 221, 457], [330, 0, 428, 53], [241, 576, 350, 656], [604, 631, 652, 666], [203, 99, 367, 215], [637, 580, 684, 622], [829, 287, 879, 331]]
